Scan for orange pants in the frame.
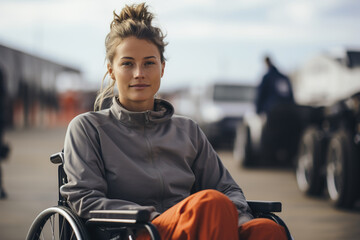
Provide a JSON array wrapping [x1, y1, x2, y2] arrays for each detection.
[[139, 189, 287, 240]]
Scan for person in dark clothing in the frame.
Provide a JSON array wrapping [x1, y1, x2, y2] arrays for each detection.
[[255, 56, 295, 114], [255, 56, 298, 164], [0, 70, 9, 199]]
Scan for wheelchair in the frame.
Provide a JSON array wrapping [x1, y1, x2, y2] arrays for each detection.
[[26, 152, 293, 240]]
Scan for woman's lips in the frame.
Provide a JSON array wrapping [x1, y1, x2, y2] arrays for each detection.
[[129, 84, 150, 89]]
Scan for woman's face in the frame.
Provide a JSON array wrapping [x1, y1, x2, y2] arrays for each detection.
[[108, 36, 165, 112]]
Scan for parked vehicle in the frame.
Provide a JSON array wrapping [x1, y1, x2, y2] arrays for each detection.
[[294, 50, 360, 208], [235, 49, 360, 208], [173, 81, 256, 148], [296, 93, 360, 208]]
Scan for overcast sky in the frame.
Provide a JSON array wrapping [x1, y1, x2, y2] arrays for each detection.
[[0, 0, 359, 91]]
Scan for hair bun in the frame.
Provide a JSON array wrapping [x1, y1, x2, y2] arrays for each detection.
[[113, 3, 153, 26]]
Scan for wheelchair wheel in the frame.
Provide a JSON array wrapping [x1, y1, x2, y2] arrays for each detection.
[[26, 206, 89, 240]]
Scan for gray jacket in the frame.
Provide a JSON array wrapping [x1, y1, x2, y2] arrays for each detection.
[[60, 98, 253, 225]]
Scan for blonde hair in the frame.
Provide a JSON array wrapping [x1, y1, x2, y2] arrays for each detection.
[[94, 3, 167, 111]]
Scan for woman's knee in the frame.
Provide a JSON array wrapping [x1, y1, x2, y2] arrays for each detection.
[[193, 189, 232, 205], [190, 190, 237, 216], [178, 190, 239, 238], [239, 218, 287, 240]]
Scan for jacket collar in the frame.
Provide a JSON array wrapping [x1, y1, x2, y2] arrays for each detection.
[[110, 97, 174, 126]]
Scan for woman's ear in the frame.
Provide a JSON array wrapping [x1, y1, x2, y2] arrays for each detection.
[[161, 61, 165, 78], [107, 63, 115, 80]]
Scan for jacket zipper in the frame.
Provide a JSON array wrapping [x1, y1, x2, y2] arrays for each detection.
[[144, 114, 165, 212]]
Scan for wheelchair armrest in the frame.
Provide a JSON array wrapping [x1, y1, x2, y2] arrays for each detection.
[[86, 209, 161, 240], [87, 209, 151, 224], [247, 200, 282, 213]]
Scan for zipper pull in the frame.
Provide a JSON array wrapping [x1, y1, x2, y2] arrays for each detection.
[[145, 113, 150, 124]]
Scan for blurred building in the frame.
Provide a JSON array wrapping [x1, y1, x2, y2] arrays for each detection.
[[0, 43, 83, 128]]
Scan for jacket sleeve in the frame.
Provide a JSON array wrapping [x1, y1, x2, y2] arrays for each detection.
[[60, 115, 158, 219], [190, 123, 254, 226]]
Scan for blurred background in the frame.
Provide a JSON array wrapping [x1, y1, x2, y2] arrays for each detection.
[[0, 0, 359, 128], [1, 0, 360, 239]]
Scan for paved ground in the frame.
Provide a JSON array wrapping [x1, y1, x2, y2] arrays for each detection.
[[0, 127, 360, 240], [219, 151, 360, 240]]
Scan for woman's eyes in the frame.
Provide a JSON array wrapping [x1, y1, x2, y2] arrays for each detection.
[[144, 61, 156, 66], [121, 61, 156, 67], [121, 61, 133, 67]]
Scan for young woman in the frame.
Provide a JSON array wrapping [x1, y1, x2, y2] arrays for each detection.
[[60, 3, 287, 239]]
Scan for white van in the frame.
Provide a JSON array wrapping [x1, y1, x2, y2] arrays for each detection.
[[174, 81, 256, 148]]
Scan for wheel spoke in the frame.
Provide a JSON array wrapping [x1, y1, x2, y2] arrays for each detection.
[[59, 214, 66, 239], [40, 225, 45, 240], [49, 214, 55, 240], [70, 230, 75, 240], [26, 207, 88, 240]]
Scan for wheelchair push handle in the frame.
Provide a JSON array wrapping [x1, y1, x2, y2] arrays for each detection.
[[50, 152, 64, 164]]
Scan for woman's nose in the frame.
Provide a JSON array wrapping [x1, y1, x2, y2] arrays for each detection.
[[134, 66, 145, 79]]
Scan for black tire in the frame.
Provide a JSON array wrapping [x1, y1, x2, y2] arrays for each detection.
[[233, 124, 254, 167], [296, 127, 326, 196], [326, 129, 360, 208], [26, 206, 89, 240]]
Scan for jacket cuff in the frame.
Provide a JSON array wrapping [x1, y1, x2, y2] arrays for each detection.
[[150, 211, 161, 221]]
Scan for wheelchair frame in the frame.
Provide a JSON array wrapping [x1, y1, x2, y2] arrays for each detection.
[[26, 152, 293, 240]]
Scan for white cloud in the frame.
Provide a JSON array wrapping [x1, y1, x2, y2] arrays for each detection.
[[269, 2, 316, 24], [0, 0, 113, 28], [1, 0, 357, 43], [165, 17, 359, 47]]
